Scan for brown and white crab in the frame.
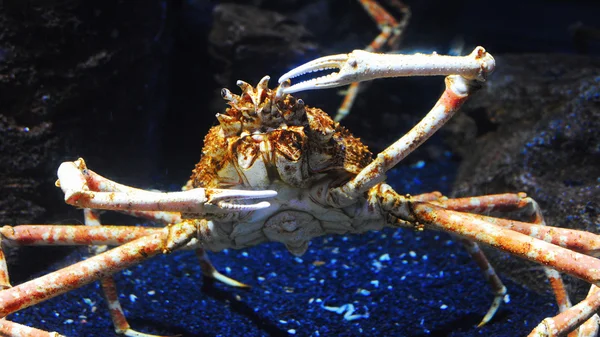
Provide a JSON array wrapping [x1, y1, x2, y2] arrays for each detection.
[[1, 45, 600, 337]]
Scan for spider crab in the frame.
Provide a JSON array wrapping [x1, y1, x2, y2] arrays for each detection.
[[1, 46, 600, 337]]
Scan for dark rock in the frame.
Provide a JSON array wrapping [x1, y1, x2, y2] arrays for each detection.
[[448, 54, 600, 298], [208, 3, 319, 88], [0, 0, 168, 282]]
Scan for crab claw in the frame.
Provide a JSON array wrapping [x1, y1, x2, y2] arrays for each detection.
[[56, 159, 277, 215], [278, 53, 356, 93], [206, 188, 277, 212], [279, 47, 495, 94]]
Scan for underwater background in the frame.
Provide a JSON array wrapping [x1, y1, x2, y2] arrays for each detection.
[[1, 0, 599, 336]]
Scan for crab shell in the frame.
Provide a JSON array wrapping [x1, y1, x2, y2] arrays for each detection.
[[190, 76, 372, 191], [186, 77, 382, 255]]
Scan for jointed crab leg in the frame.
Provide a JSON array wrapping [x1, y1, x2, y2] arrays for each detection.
[[434, 193, 600, 335], [457, 238, 507, 326], [427, 192, 600, 330], [529, 286, 600, 337], [83, 209, 170, 337], [341, 74, 481, 203], [279, 46, 494, 93], [433, 193, 600, 254], [335, 0, 411, 121], [280, 47, 494, 202], [0, 225, 164, 247], [411, 203, 600, 282], [0, 220, 197, 318], [72, 167, 248, 286], [0, 318, 66, 337], [57, 158, 276, 214], [406, 202, 600, 336]]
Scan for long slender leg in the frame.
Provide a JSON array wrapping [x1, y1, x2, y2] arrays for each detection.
[[333, 72, 485, 204], [77, 168, 248, 287], [457, 238, 507, 326], [417, 192, 587, 327], [195, 249, 249, 288], [408, 203, 600, 336], [404, 192, 508, 326], [528, 286, 600, 337], [0, 220, 197, 318], [433, 193, 600, 336], [430, 194, 600, 254], [572, 286, 600, 337], [57, 158, 276, 214], [0, 237, 11, 290], [335, 0, 411, 121], [85, 209, 173, 337], [76, 176, 247, 333], [101, 276, 178, 337], [0, 225, 165, 247], [0, 318, 66, 337]]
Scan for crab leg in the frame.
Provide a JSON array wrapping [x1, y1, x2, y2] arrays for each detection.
[[434, 195, 600, 254], [0, 237, 10, 290], [456, 238, 507, 326], [57, 158, 276, 214], [0, 318, 66, 337], [407, 203, 600, 336], [529, 285, 600, 337], [77, 170, 247, 286], [409, 203, 600, 282], [0, 225, 164, 247], [406, 191, 506, 326], [280, 48, 494, 204], [195, 249, 249, 288], [340, 73, 483, 203], [422, 192, 600, 328], [82, 210, 170, 337], [279, 46, 494, 93], [433, 193, 600, 335], [376, 186, 600, 335], [335, 0, 411, 121], [0, 220, 197, 318]]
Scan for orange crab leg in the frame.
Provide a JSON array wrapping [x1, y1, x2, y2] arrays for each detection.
[[412, 203, 600, 285], [457, 238, 507, 326], [545, 268, 573, 314], [430, 193, 600, 254], [434, 193, 534, 213], [409, 203, 600, 336], [0, 318, 66, 337], [335, 0, 411, 121], [333, 72, 483, 202], [529, 286, 600, 337], [411, 192, 507, 326], [423, 192, 598, 327], [83, 209, 172, 337], [0, 220, 196, 318], [0, 225, 162, 247], [98, 276, 175, 337], [422, 193, 600, 335], [442, 209, 600, 254], [0, 242, 10, 290]]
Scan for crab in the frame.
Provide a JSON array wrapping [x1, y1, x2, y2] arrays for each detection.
[[0, 46, 599, 337]]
